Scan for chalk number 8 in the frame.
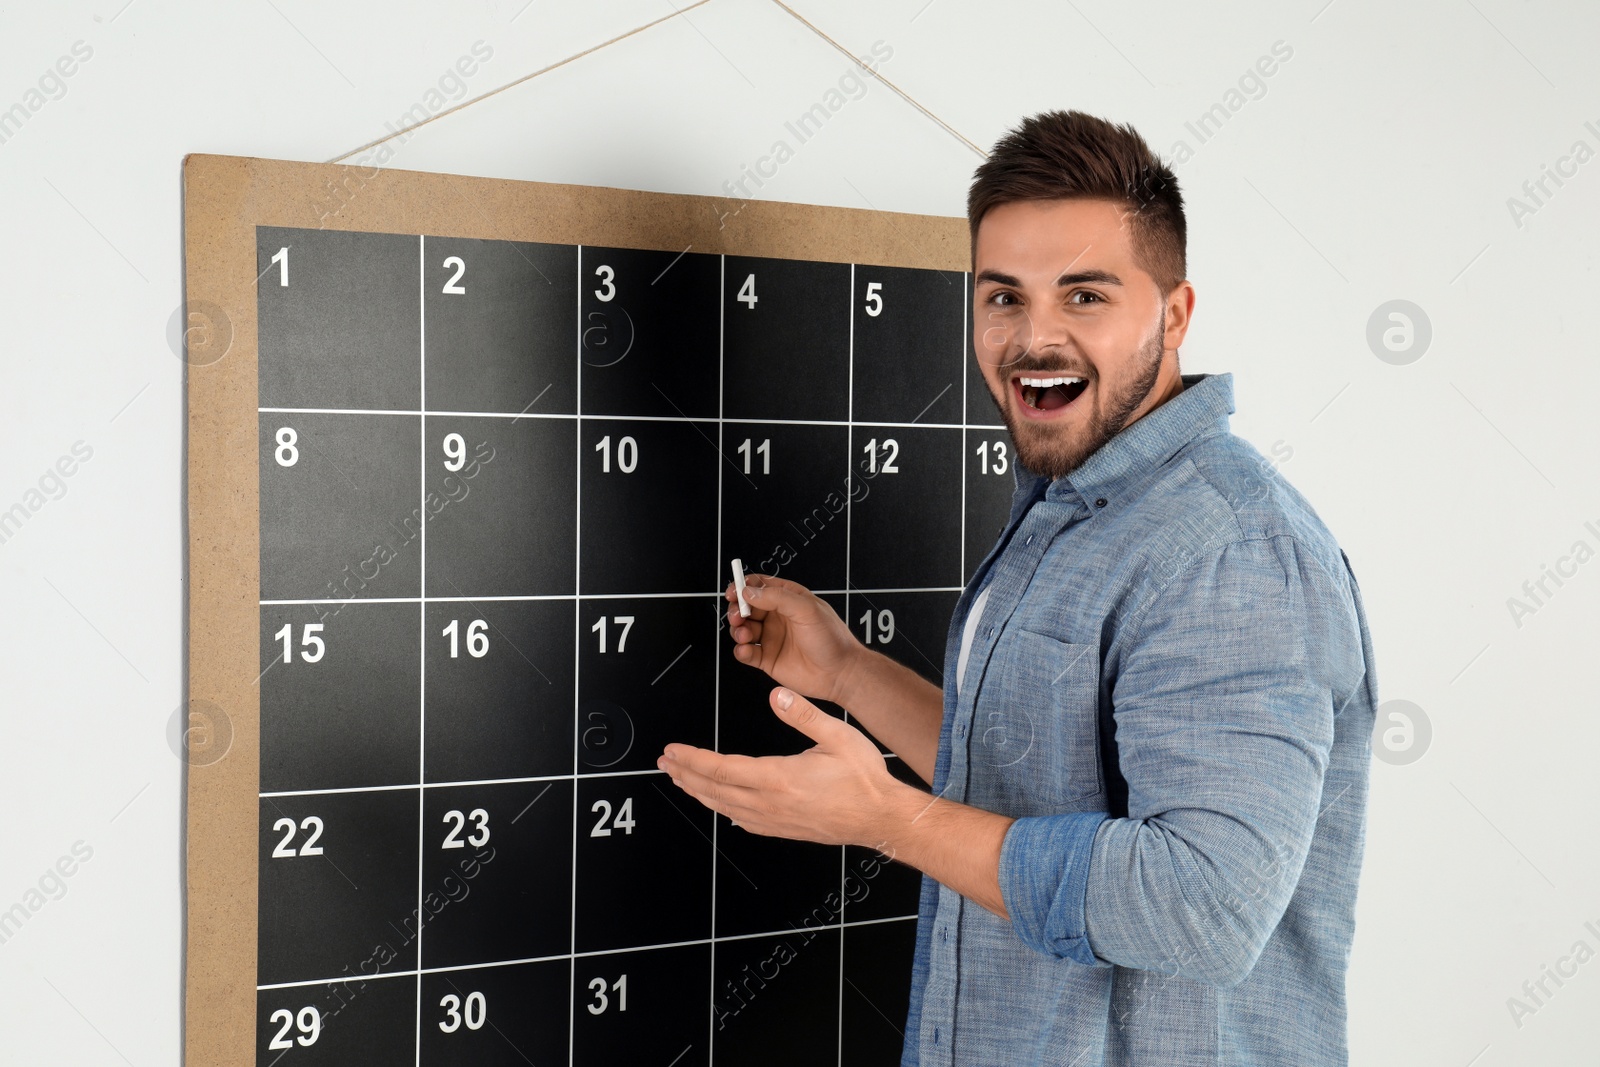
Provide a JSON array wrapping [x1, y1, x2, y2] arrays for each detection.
[[274, 427, 298, 467]]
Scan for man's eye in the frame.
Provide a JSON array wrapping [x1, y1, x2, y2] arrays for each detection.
[[1069, 290, 1102, 304], [987, 291, 1018, 306]]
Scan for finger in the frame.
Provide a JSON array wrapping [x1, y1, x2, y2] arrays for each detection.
[[726, 603, 763, 641], [770, 687, 851, 746], [661, 768, 756, 818], [665, 759, 764, 813], [739, 574, 817, 619], [661, 745, 772, 790], [726, 579, 768, 614]]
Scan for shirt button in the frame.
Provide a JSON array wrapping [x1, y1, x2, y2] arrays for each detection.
[[955, 723, 965, 739], [985, 626, 995, 638], [939, 926, 947, 943], [1025, 534, 1033, 545], [1095, 497, 1108, 508]]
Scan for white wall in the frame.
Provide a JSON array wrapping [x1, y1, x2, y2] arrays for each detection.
[[1, 1, 1596, 1062]]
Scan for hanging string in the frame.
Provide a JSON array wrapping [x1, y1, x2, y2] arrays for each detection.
[[327, 0, 716, 164], [767, 0, 987, 158]]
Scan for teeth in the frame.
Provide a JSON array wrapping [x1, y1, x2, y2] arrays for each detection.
[[1018, 376, 1084, 388]]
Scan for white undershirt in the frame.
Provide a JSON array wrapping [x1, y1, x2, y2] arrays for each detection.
[[955, 583, 992, 697]]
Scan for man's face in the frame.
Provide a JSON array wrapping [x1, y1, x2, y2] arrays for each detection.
[[972, 198, 1192, 479]]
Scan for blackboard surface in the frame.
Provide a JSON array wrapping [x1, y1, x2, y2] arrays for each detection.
[[184, 154, 1013, 1066]]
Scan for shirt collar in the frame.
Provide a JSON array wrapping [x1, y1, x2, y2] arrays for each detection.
[[1011, 372, 1236, 508]]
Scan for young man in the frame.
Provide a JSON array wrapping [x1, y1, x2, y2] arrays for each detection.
[[660, 110, 1377, 1066]]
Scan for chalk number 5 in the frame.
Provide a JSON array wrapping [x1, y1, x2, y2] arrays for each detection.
[[863, 281, 883, 317]]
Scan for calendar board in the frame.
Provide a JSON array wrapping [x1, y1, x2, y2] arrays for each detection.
[[183, 153, 1012, 1066]]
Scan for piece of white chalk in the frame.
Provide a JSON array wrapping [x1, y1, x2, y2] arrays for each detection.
[[731, 558, 751, 618]]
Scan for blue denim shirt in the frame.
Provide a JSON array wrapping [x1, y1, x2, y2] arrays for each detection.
[[903, 372, 1377, 1066]]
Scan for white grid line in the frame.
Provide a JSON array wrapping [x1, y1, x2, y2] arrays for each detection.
[[259, 405, 1002, 431], [414, 232, 426, 1067], [256, 913, 920, 992], [261, 586, 962, 606], [260, 765, 685, 799], [709, 251, 724, 1067], [569, 244, 583, 1067], [838, 262, 855, 1067]]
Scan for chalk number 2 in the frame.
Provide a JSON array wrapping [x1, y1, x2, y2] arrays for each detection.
[[442, 256, 466, 294], [271, 816, 324, 858]]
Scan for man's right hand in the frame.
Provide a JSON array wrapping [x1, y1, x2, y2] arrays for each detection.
[[724, 574, 864, 707]]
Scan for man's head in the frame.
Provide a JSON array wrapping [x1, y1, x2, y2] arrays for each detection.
[[969, 110, 1196, 479]]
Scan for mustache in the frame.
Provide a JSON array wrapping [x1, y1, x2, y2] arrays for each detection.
[[1002, 356, 1095, 379]]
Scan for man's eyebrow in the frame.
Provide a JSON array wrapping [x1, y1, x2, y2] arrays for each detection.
[[1056, 268, 1122, 287], [974, 268, 1123, 288]]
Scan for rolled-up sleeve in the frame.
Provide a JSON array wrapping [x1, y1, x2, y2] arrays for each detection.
[[998, 809, 1109, 965], [997, 534, 1361, 987]]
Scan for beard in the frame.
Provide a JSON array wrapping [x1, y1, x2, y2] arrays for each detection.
[[985, 308, 1167, 480]]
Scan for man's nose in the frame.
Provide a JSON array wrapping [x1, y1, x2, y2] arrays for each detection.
[[1022, 303, 1075, 355]]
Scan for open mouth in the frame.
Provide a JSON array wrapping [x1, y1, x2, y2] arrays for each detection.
[[1014, 374, 1089, 413]]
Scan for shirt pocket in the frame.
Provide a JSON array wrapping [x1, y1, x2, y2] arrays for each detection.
[[971, 627, 1103, 811]]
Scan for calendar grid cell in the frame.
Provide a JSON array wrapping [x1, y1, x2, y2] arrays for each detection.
[[254, 225, 998, 1066]]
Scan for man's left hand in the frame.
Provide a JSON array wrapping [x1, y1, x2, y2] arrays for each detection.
[[659, 687, 898, 848]]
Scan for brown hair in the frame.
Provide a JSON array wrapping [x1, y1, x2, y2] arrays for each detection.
[[967, 110, 1186, 294]]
